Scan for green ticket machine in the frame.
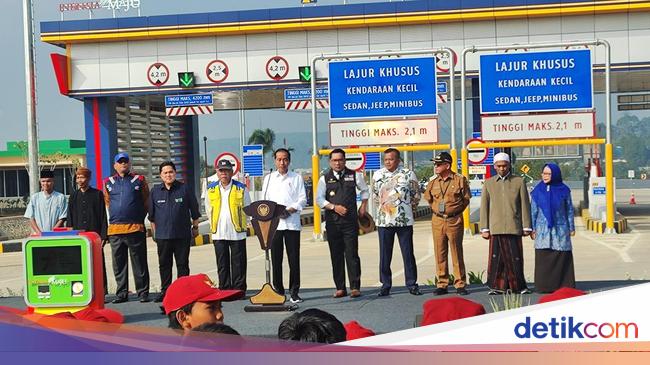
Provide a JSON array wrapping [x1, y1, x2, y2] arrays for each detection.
[[23, 230, 105, 315]]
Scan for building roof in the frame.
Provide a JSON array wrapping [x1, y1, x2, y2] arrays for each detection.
[[0, 140, 86, 158], [40, 0, 644, 45]]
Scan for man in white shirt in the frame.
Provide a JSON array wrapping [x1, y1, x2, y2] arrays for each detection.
[[24, 170, 68, 234], [316, 148, 369, 298], [261, 148, 307, 304], [205, 159, 251, 292]]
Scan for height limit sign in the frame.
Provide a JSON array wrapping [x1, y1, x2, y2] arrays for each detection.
[[266, 56, 289, 80]]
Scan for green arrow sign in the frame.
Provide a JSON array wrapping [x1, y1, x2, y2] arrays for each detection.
[[178, 72, 195, 88], [298, 66, 312, 82]]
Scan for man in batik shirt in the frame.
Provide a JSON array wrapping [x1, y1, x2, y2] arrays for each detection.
[[371, 148, 422, 297]]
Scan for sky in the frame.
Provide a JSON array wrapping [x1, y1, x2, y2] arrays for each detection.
[[0, 0, 394, 149]]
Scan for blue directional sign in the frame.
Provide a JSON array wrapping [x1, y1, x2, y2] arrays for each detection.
[[164, 93, 213, 107], [364, 152, 381, 171], [479, 49, 593, 114], [242, 144, 264, 177], [592, 187, 606, 195], [284, 88, 329, 101], [328, 57, 437, 120], [436, 81, 447, 94]]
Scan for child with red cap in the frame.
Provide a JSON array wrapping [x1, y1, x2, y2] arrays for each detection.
[[163, 274, 242, 334], [420, 297, 486, 326]]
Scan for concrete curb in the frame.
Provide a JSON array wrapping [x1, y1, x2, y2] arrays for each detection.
[[581, 209, 628, 233], [0, 241, 22, 254]]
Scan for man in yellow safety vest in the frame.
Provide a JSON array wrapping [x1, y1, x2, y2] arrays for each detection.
[[205, 159, 251, 292]]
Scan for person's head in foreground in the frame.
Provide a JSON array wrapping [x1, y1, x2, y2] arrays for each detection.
[[278, 308, 347, 344], [192, 322, 240, 336], [163, 274, 242, 334]]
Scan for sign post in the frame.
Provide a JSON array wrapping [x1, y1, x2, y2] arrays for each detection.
[[311, 48, 456, 239], [243, 145, 264, 177], [461, 40, 612, 233]]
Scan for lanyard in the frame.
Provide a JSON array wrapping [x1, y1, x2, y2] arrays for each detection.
[[439, 178, 451, 201]]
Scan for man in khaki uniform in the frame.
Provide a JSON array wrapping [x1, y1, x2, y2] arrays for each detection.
[[424, 152, 471, 296]]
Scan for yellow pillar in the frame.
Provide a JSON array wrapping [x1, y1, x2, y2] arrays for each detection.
[[605, 143, 615, 233], [311, 154, 322, 237], [461, 148, 471, 234], [450, 148, 458, 173]]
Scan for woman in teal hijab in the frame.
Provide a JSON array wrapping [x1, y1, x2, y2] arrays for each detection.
[[530, 163, 576, 293]]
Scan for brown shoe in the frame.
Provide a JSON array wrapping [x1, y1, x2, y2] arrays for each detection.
[[350, 289, 361, 298], [333, 290, 347, 298]]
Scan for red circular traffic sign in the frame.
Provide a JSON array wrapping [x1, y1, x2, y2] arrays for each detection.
[[266, 56, 289, 80], [467, 138, 488, 164], [147, 62, 170, 87], [346, 152, 366, 172], [215, 152, 241, 175], [206, 60, 229, 84], [435, 50, 458, 73]]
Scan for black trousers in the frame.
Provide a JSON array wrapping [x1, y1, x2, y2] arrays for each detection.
[[109, 231, 150, 299], [270, 230, 300, 295], [156, 238, 191, 295], [213, 239, 247, 291], [378, 226, 418, 291], [326, 221, 361, 291]]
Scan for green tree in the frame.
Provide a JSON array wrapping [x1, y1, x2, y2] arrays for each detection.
[[248, 128, 276, 166], [248, 128, 276, 155]]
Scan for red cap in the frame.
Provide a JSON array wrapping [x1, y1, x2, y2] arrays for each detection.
[[73, 308, 124, 324], [162, 274, 243, 315], [538, 287, 586, 304], [421, 297, 486, 326], [344, 320, 375, 341]]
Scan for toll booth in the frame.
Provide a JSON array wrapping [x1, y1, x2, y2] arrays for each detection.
[[23, 230, 105, 315]]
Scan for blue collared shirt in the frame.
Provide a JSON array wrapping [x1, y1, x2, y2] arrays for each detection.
[[148, 181, 200, 239], [24, 191, 68, 231]]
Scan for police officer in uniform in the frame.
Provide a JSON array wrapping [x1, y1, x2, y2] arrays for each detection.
[[424, 152, 471, 296], [316, 148, 369, 298]]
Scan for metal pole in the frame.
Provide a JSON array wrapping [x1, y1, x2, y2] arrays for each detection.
[[601, 39, 614, 234], [239, 94, 245, 177], [460, 48, 472, 233], [203, 136, 209, 188], [311, 55, 324, 240], [440, 48, 457, 171], [23, 0, 40, 195]]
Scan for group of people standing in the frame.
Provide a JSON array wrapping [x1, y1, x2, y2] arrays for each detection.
[[479, 152, 576, 294], [25, 153, 200, 304], [23, 146, 576, 303]]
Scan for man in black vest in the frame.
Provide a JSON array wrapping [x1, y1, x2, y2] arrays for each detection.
[[316, 149, 369, 298]]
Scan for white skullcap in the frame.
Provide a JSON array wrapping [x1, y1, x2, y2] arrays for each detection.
[[493, 152, 510, 163]]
